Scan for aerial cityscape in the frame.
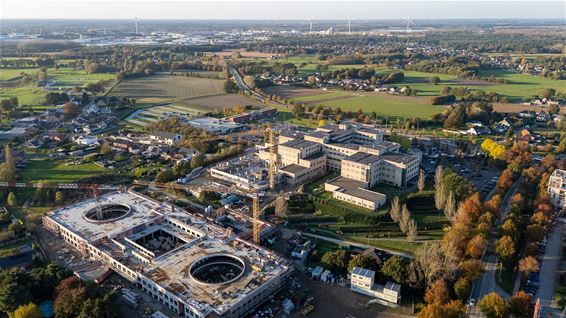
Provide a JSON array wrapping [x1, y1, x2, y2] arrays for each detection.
[[0, 0, 565, 317]]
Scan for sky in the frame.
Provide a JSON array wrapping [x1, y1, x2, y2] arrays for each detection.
[[2, 0, 565, 20]]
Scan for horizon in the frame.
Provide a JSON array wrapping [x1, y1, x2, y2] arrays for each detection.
[[2, 0, 565, 20]]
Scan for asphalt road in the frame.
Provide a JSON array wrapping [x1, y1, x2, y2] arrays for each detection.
[[536, 223, 565, 317], [468, 177, 523, 317]]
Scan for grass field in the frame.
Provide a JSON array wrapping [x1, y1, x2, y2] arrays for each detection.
[[0, 85, 45, 105], [302, 91, 443, 119], [477, 69, 565, 102], [269, 54, 565, 102], [0, 66, 115, 106], [110, 74, 225, 106], [19, 160, 106, 183]]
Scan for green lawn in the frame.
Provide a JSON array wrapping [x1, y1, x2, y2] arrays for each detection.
[[320, 94, 443, 119], [0, 69, 32, 81], [0, 85, 45, 105], [477, 69, 565, 102], [19, 160, 106, 183], [0, 67, 115, 106]]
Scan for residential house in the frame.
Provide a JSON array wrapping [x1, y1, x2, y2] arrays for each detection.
[[148, 131, 183, 145]]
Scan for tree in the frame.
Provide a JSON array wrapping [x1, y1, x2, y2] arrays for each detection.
[[155, 168, 174, 183], [347, 254, 377, 272], [191, 154, 205, 169], [418, 169, 426, 192], [454, 277, 471, 301], [318, 119, 326, 127], [459, 259, 485, 281], [518, 256, 539, 277], [481, 139, 505, 160], [399, 204, 411, 233], [381, 255, 405, 284], [425, 279, 450, 305], [321, 249, 349, 273], [444, 191, 456, 220], [389, 196, 401, 222], [429, 76, 440, 85], [478, 292, 508, 318], [495, 235, 515, 262], [55, 191, 64, 205], [4, 144, 15, 171], [11, 303, 43, 318], [466, 235, 487, 259], [496, 169, 514, 191], [435, 182, 446, 211], [62, 102, 79, 117], [408, 242, 457, 288], [274, 196, 288, 217], [406, 218, 418, 241], [508, 291, 532, 318], [54, 286, 87, 318], [6, 192, 16, 207], [0, 163, 16, 183], [100, 143, 112, 156]]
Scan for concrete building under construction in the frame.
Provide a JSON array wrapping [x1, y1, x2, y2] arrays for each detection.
[[42, 191, 293, 318]]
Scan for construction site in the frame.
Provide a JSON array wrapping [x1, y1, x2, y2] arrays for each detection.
[[41, 191, 293, 318], [210, 154, 270, 191]]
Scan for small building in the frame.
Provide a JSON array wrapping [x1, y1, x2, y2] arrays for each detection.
[[148, 131, 183, 145], [350, 267, 401, 304], [311, 266, 324, 280]]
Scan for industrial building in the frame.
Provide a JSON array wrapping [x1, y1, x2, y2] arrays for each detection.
[[548, 169, 566, 211], [42, 191, 293, 318], [266, 123, 420, 210], [187, 117, 243, 134]]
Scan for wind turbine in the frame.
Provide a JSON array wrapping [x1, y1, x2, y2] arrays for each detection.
[[308, 16, 313, 33], [347, 17, 352, 34], [405, 15, 416, 33], [134, 17, 139, 34]]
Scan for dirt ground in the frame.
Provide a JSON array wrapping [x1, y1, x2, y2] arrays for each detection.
[[184, 93, 266, 111]]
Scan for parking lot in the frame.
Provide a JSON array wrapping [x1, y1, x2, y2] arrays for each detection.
[[420, 155, 500, 197]]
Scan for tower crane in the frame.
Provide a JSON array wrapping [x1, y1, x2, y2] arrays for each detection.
[[133, 180, 266, 244]]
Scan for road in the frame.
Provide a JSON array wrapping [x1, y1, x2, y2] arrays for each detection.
[[468, 177, 523, 317], [228, 66, 287, 107], [535, 222, 565, 318], [299, 232, 412, 259]]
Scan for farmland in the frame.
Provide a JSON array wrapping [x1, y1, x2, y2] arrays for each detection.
[[110, 74, 225, 106], [112, 74, 267, 111], [265, 85, 444, 119]]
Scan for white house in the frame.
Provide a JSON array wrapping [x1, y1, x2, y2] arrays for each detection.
[[350, 267, 401, 304], [148, 131, 183, 145]]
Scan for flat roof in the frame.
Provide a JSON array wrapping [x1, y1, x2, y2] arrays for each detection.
[[381, 154, 418, 165], [47, 192, 162, 242], [352, 266, 375, 279], [327, 176, 386, 202], [280, 163, 309, 175], [279, 139, 318, 150], [145, 237, 288, 314], [344, 152, 381, 165]]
